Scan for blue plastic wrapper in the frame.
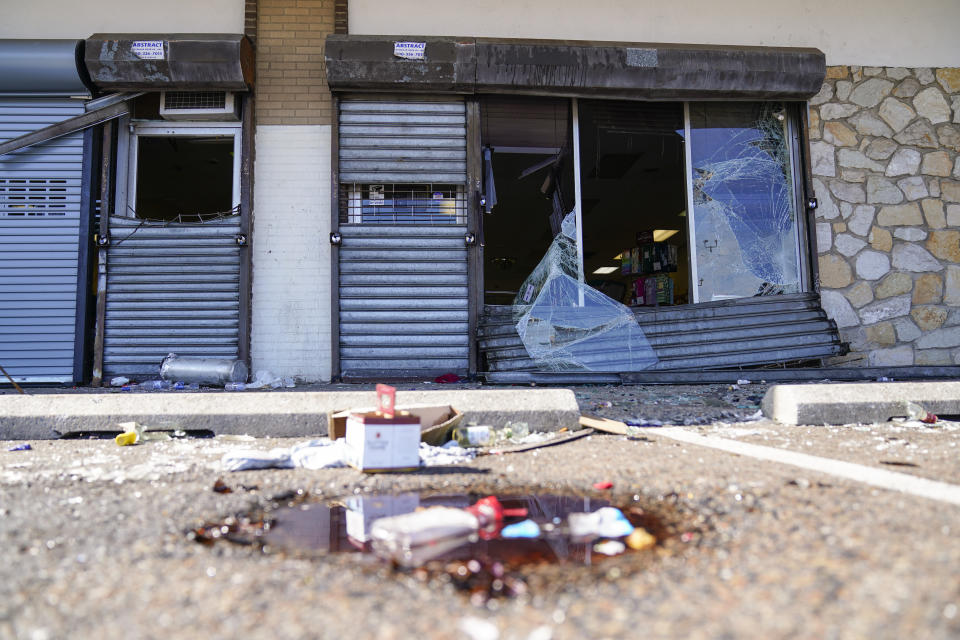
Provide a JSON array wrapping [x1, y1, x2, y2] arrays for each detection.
[[501, 519, 541, 539], [8, 443, 31, 451], [626, 418, 663, 427]]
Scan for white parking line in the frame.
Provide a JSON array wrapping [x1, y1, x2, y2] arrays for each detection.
[[651, 427, 960, 507]]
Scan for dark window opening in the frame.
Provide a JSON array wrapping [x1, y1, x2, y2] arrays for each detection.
[[577, 100, 690, 306], [135, 136, 233, 221]]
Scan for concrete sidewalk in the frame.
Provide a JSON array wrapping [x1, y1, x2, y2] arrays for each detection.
[[0, 387, 580, 439]]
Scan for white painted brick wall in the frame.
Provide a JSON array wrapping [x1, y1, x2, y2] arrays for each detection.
[[251, 125, 332, 381]]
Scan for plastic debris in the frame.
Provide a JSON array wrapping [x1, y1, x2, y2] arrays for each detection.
[[593, 539, 626, 556], [419, 441, 476, 466], [370, 506, 480, 566], [454, 425, 492, 447], [434, 373, 461, 383], [7, 443, 31, 451], [513, 212, 658, 372], [736, 379, 751, 385], [625, 418, 664, 428], [593, 481, 613, 490], [568, 507, 635, 539], [501, 519, 541, 539], [113, 421, 173, 446], [626, 527, 657, 551], [221, 438, 472, 472], [109, 376, 129, 387], [222, 447, 294, 471], [899, 401, 938, 424]]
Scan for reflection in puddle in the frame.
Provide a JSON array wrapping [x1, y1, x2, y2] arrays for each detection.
[[192, 492, 670, 603]]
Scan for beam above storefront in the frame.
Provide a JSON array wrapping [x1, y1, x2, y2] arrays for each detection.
[[325, 35, 825, 101]]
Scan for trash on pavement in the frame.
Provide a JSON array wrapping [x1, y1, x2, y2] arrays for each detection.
[[568, 507, 635, 540], [113, 421, 174, 446], [212, 478, 233, 493], [419, 441, 476, 466], [579, 414, 627, 434], [370, 506, 480, 566], [109, 376, 129, 387], [344, 409, 420, 472], [345, 493, 420, 544], [485, 427, 593, 454], [369, 495, 528, 566], [501, 519, 541, 539], [593, 540, 626, 556], [329, 404, 463, 445], [221, 438, 471, 472], [434, 373, 461, 383], [895, 401, 938, 424], [7, 443, 31, 451], [159, 353, 248, 386], [454, 425, 492, 447], [593, 481, 613, 490], [625, 527, 657, 551]]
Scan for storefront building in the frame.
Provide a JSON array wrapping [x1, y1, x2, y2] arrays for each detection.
[[1, 1, 958, 384]]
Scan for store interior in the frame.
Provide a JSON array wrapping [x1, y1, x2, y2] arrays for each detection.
[[481, 97, 690, 307]]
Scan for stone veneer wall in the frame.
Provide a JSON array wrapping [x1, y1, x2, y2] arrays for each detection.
[[810, 66, 960, 366]]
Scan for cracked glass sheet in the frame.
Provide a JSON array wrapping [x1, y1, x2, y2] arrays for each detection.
[[688, 103, 801, 302], [512, 213, 658, 372]]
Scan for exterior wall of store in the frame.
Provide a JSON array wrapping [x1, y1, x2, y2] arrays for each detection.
[[0, 0, 244, 37], [250, 0, 335, 381], [811, 68, 960, 366], [347, 0, 959, 67], [349, 0, 960, 369]]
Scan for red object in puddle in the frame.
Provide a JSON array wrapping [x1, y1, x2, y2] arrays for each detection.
[[593, 481, 613, 490], [434, 373, 461, 384], [465, 496, 528, 540]]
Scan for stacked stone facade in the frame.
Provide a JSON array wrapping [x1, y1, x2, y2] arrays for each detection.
[[810, 66, 960, 366]]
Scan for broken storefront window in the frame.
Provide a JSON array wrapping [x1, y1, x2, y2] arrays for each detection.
[[512, 212, 658, 372], [687, 102, 802, 302]]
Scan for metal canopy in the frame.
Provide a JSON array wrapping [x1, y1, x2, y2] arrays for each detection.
[[84, 34, 254, 91], [325, 35, 826, 101], [0, 40, 91, 97]]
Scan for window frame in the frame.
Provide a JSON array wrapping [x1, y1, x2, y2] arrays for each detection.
[[124, 120, 242, 220]]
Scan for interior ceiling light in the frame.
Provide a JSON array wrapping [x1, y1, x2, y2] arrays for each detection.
[[653, 229, 679, 242], [592, 266, 619, 275]]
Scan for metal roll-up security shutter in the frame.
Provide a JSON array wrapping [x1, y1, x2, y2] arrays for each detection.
[[338, 97, 469, 380], [0, 98, 85, 383], [102, 216, 241, 377], [339, 97, 466, 183]]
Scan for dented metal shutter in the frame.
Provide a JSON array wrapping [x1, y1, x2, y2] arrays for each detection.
[[102, 216, 241, 377], [0, 98, 86, 383], [480, 293, 845, 378], [339, 97, 467, 184]]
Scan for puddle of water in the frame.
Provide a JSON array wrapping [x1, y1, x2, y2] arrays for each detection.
[[191, 490, 673, 603]]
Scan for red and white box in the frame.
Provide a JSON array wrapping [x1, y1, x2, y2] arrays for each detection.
[[344, 410, 421, 472]]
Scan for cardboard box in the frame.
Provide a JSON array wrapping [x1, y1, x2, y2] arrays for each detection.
[[344, 410, 421, 472], [329, 404, 463, 446]]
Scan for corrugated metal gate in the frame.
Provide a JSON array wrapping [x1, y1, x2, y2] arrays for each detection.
[[0, 98, 85, 383], [480, 293, 845, 379], [102, 216, 241, 377], [337, 97, 470, 379]]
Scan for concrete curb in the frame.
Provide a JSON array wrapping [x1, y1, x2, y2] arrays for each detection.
[[762, 381, 960, 425], [0, 389, 580, 440]]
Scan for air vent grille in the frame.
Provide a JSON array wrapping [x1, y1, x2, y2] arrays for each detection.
[[163, 91, 227, 110]]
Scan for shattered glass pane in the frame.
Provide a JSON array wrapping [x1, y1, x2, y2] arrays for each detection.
[[512, 213, 658, 372], [688, 103, 801, 302]]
